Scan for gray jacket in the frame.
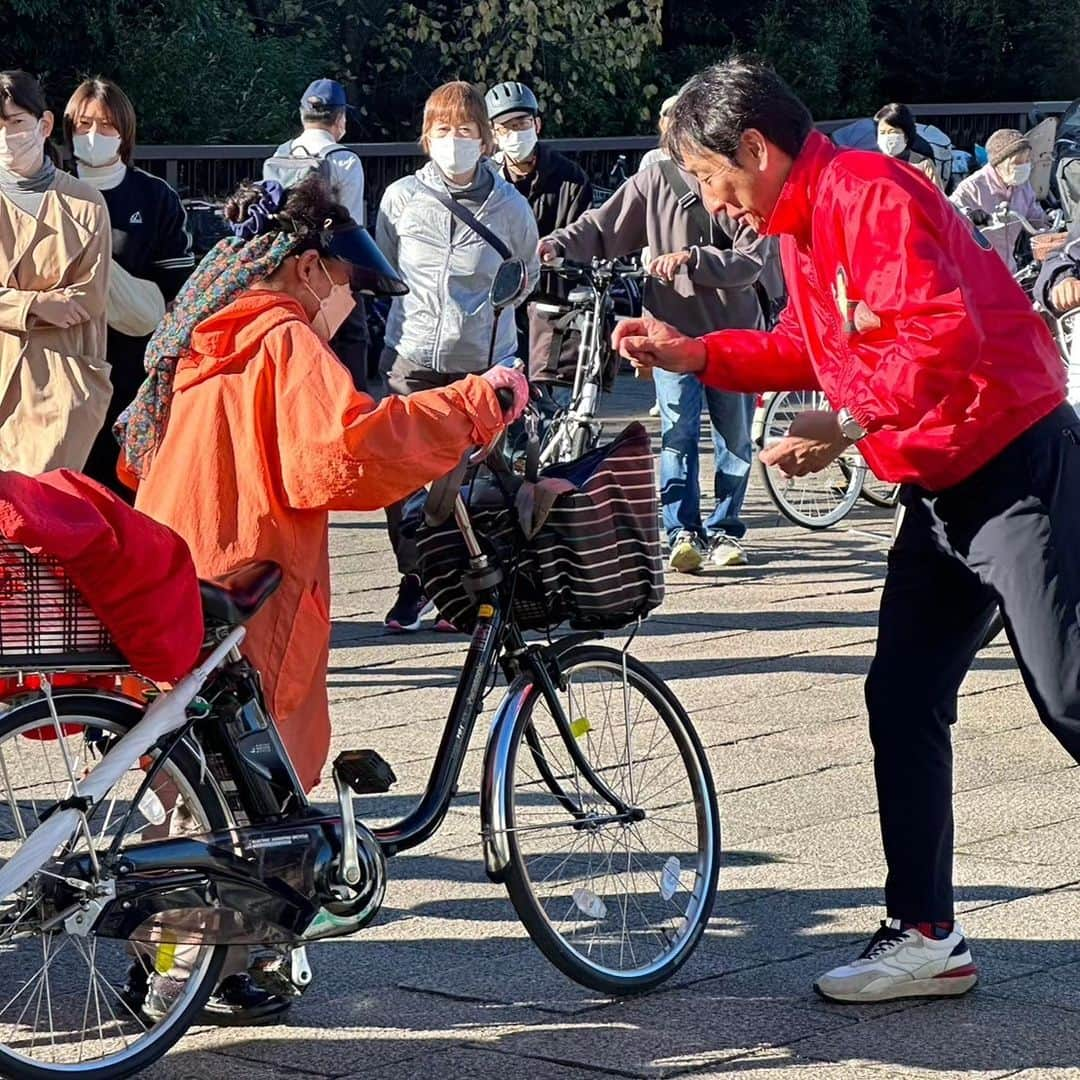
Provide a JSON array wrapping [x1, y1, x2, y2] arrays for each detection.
[[547, 161, 778, 336], [377, 160, 540, 373]]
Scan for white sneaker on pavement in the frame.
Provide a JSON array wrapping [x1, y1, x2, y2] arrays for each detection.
[[814, 919, 978, 1004], [668, 531, 704, 574], [708, 533, 748, 568]]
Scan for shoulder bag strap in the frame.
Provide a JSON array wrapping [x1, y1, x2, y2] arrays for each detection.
[[425, 184, 512, 260]]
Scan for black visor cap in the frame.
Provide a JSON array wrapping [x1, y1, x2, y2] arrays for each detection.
[[320, 224, 408, 297]]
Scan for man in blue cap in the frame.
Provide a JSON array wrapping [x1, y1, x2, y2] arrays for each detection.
[[265, 78, 370, 387]]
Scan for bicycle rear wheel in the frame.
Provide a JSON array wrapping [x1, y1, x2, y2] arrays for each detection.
[[758, 390, 865, 529], [501, 646, 719, 995], [0, 694, 228, 1080]]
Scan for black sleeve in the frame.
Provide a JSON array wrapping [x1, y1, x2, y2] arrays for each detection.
[[1034, 227, 1080, 315], [149, 183, 195, 302]]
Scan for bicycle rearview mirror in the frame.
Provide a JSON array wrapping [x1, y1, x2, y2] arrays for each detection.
[[489, 258, 528, 311]]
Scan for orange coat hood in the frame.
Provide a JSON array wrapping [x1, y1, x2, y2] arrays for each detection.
[[176, 290, 310, 391]]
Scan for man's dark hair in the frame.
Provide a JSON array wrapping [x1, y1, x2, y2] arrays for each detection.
[[301, 105, 346, 128], [665, 58, 813, 164], [874, 102, 916, 144]]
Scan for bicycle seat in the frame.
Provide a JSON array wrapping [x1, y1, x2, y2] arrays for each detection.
[[199, 561, 283, 626]]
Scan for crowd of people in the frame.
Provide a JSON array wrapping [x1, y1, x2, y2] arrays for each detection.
[[3, 58, 1080, 1019]]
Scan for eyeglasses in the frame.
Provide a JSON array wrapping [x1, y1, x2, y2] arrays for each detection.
[[494, 116, 536, 135]]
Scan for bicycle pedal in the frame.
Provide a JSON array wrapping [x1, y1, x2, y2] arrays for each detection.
[[333, 750, 397, 795]]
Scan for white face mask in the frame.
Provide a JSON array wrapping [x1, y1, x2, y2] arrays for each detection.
[[1001, 162, 1032, 187], [429, 135, 482, 177], [0, 122, 45, 176], [73, 130, 122, 168], [303, 259, 355, 341], [877, 132, 907, 157], [498, 126, 538, 164]]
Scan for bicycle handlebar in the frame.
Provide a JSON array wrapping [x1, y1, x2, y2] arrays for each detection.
[[543, 257, 647, 281]]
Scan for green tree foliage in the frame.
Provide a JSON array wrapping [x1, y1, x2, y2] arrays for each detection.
[[0, 0, 1076, 144]]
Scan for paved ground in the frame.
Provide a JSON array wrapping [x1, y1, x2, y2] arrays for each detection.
[[151, 377, 1080, 1080]]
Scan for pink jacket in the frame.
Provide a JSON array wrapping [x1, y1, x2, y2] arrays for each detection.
[[949, 164, 1048, 271]]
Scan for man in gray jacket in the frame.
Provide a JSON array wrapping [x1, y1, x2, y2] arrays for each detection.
[[539, 160, 777, 570]]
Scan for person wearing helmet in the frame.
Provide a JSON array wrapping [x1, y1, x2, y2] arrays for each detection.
[[485, 80, 592, 389]]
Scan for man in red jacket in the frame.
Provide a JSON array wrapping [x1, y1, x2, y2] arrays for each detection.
[[615, 59, 1077, 1005]]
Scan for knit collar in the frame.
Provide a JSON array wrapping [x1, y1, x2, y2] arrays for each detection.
[[76, 159, 128, 191]]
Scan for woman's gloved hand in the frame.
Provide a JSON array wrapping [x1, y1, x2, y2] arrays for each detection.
[[480, 364, 530, 423]]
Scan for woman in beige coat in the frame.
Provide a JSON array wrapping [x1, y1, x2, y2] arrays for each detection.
[[0, 70, 111, 475]]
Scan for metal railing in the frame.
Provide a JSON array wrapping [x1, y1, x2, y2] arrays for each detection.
[[132, 101, 1073, 209]]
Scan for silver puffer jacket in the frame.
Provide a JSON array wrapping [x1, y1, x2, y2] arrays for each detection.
[[376, 160, 539, 373]]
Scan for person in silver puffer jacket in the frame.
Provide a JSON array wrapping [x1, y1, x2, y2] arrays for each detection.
[[376, 80, 539, 632], [376, 88, 539, 379]]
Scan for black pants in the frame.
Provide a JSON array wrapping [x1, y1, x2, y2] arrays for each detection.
[[382, 351, 458, 577], [868, 404, 1080, 921]]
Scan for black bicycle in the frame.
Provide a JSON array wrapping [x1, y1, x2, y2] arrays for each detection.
[[0, 463, 719, 1078]]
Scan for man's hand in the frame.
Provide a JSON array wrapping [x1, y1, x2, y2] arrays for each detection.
[[612, 316, 707, 375], [647, 250, 692, 284], [1051, 276, 1080, 314], [759, 409, 849, 477], [538, 238, 563, 265], [31, 291, 91, 328]]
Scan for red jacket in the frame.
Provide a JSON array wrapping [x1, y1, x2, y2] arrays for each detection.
[[0, 470, 202, 682], [701, 131, 1065, 490]]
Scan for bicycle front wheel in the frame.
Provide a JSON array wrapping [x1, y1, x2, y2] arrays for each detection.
[[758, 389, 865, 529], [501, 646, 720, 995]]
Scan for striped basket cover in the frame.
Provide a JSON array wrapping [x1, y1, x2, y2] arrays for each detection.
[[416, 422, 664, 633]]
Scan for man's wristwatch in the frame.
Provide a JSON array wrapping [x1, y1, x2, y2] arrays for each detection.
[[836, 407, 868, 443]]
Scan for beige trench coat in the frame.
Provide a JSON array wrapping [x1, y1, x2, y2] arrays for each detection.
[[0, 171, 112, 475]]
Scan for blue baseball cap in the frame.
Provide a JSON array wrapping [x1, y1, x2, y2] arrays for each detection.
[[300, 79, 357, 118]]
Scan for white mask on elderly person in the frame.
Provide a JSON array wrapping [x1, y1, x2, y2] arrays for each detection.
[[429, 135, 482, 177], [999, 161, 1032, 187]]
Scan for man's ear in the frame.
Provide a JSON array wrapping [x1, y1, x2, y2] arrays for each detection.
[[535, 115, 543, 137], [742, 129, 770, 173], [41, 110, 55, 140]]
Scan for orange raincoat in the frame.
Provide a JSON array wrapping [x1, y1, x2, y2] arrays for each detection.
[[134, 290, 503, 790]]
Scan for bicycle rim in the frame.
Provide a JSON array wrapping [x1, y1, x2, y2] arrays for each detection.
[[760, 390, 864, 529], [504, 648, 719, 992], [0, 702, 225, 1077]]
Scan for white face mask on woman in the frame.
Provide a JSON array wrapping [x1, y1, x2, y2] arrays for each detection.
[[0, 121, 45, 176], [73, 130, 122, 168], [1000, 161, 1032, 187], [304, 259, 355, 341], [877, 132, 907, 157], [429, 135, 482, 177]]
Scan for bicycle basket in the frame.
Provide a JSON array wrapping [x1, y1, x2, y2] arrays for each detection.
[[0, 541, 124, 669], [415, 422, 664, 633]]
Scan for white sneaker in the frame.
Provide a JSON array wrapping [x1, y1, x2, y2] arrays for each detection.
[[649, 402, 661, 417], [668, 531, 704, 574], [814, 919, 978, 1004], [708, 533, 748, 568]]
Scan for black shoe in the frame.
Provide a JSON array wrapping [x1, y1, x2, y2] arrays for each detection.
[[199, 974, 292, 1026], [384, 574, 432, 632], [120, 962, 149, 1014]]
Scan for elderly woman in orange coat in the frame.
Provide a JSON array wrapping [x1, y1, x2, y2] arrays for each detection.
[[123, 178, 527, 795]]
